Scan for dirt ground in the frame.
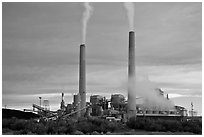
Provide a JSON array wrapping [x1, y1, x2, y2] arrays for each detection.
[[110, 129, 196, 135], [2, 128, 197, 135]]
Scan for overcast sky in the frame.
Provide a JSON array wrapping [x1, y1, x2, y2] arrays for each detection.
[[2, 2, 202, 115]]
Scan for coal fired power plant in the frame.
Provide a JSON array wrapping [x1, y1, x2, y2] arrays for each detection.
[[4, 4, 201, 136], [29, 31, 192, 121], [23, 3, 197, 123], [76, 31, 137, 119], [27, 22, 192, 122], [128, 31, 136, 118]]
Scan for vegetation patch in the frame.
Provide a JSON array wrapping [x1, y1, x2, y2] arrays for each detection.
[[2, 117, 202, 135], [127, 117, 202, 134]]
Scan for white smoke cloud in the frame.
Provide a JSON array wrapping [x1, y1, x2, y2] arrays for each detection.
[[82, 2, 93, 44], [127, 68, 175, 111], [124, 2, 135, 31]]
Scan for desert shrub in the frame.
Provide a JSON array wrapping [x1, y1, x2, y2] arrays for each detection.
[[2, 118, 20, 129], [73, 130, 84, 135], [2, 119, 12, 129], [127, 117, 147, 129], [161, 120, 182, 132], [106, 121, 120, 132], [3, 117, 126, 135], [21, 119, 47, 134], [13, 129, 29, 135], [156, 119, 167, 132], [144, 119, 162, 131], [4, 116, 201, 135], [190, 124, 201, 134], [182, 120, 202, 134], [64, 120, 76, 134], [55, 119, 76, 134], [75, 117, 123, 134], [89, 117, 104, 126], [46, 120, 58, 134], [56, 119, 66, 126], [10, 119, 27, 130], [2, 128, 12, 134], [98, 123, 108, 133], [57, 126, 67, 134], [87, 118, 108, 133], [30, 122, 47, 135], [76, 120, 95, 134], [91, 131, 100, 135], [126, 117, 202, 134], [126, 117, 136, 129], [55, 119, 66, 134]]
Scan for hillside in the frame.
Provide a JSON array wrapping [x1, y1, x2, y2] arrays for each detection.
[[2, 109, 40, 119]]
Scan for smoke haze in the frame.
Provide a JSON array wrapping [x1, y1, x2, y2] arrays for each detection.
[[127, 69, 175, 111], [82, 2, 93, 44], [124, 2, 135, 31]]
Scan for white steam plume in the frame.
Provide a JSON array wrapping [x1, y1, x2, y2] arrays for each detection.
[[136, 75, 175, 111], [124, 2, 135, 31], [82, 2, 93, 44], [123, 68, 175, 111]]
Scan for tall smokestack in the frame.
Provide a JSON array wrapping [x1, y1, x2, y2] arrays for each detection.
[[79, 44, 86, 116], [128, 31, 136, 118]]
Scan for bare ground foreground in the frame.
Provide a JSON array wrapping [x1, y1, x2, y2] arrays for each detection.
[[2, 129, 197, 135], [111, 129, 197, 135]]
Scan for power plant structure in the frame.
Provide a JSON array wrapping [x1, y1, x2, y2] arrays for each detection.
[[60, 93, 66, 111], [76, 31, 137, 119], [79, 44, 86, 117], [34, 89, 190, 121], [73, 93, 81, 118], [25, 31, 195, 122], [128, 31, 136, 119]]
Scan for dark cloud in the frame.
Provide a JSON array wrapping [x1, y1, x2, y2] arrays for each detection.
[[2, 2, 201, 111]]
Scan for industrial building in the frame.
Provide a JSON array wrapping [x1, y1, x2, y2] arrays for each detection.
[[30, 89, 191, 122], [49, 88, 188, 121], [27, 31, 194, 122]]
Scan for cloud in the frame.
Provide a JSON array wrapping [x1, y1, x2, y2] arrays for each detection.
[[2, 3, 201, 111], [141, 65, 202, 96], [134, 3, 201, 66], [149, 67, 201, 85]]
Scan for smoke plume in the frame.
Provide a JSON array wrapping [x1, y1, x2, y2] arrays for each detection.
[[124, 2, 135, 31], [136, 69, 175, 111], [82, 2, 93, 44], [125, 68, 175, 111]]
